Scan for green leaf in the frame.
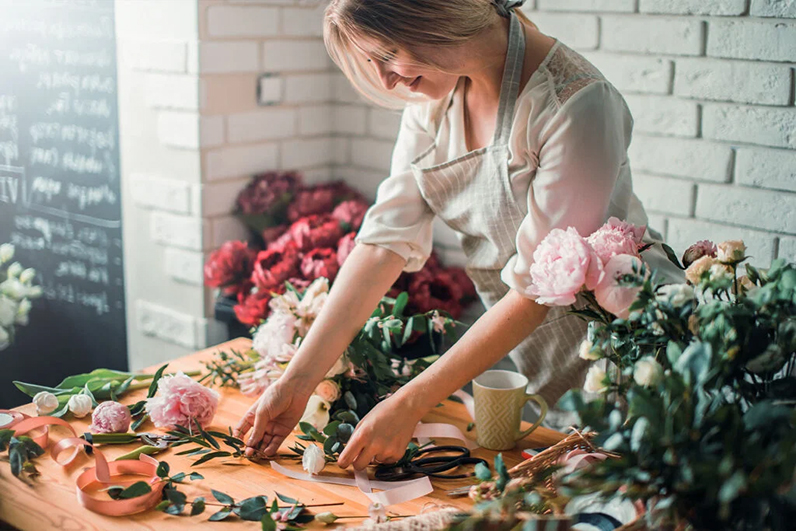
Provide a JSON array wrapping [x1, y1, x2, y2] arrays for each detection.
[[165, 504, 184, 516], [191, 497, 206, 516], [170, 472, 186, 483], [474, 462, 492, 481], [674, 342, 711, 384], [12, 381, 76, 398], [718, 471, 747, 503], [322, 421, 341, 437], [402, 317, 415, 345], [323, 436, 338, 455], [212, 489, 234, 505], [147, 364, 169, 398], [55, 369, 138, 390], [189, 472, 204, 481], [165, 486, 187, 505], [343, 391, 357, 410], [494, 454, 509, 491], [260, 511, 277, 531], [131, 414, 149, 432], [666, 341, 683, 366], [118, 481, 152, 499], [393, 291, 409, 317], [193, 451, 231, 466], [276, 492, 298, 505], [156, 461, 170, 478], [238, 496, 269, 521], [155, 500, 170, 511], [661, 243, 685, 270], [209, 509, 232, 521]]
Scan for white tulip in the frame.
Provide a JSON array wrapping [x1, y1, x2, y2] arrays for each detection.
[[0, 325, 8, 350], [0, 244, 13, 263], [633, 357, 664, 387], [67, 394, 93, 418], [33, 391, 59, 415], [15, 299, 31, 326], [299, 395, 331, 431], [19, 268, 35, 284], [578, 339, 601, 361], [0, 296, 17, 327], [656, 284, 695, 307], [583, 365, 608, 393], [302, 444, 326, 475]]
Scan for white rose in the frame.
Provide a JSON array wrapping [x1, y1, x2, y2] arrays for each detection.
[[0, 325, 9, 350], [15, 299, 31, 326], [299, 395, 330, 431], [717, 240, 746, 264], [633, 357, 664, 387], [6, 262, 22, 279], [709, 263, 734, 283], [67, 394, 93, 418], [325, 355, 349, 378], [19, 268, 35, 285], [33, 391, 59, 415], [0, 296, 17, 327], [656, 284, 695, 307], [314, 379, 341, 403], [583, 365, 608, 393], [302, 443, 326, 475], [578, 339, 601, 361], [0, 244, 13, 263]]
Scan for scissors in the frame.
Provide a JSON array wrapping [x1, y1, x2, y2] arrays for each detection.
[[374, 445, 488, 481]]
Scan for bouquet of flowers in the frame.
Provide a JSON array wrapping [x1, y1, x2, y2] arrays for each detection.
[[0, 243, 42, 351], [545, 238, 796, 530], [201, 276, 464, 460], [203, 171, 477, 328]]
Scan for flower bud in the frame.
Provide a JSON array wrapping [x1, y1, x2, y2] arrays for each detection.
[[302, 444, 325, 475], [33, 391, 59, 415], [633, 357, 664, 387], [68, 394, 93, 418], [19, 268, 35, 284], [315, 512, 339, 524], [578, 339, 601, 361], [583, 366, 608, 393], [6, 262, 22, 279], [716, 240, 746, 264], [0, 244, 14, 263]]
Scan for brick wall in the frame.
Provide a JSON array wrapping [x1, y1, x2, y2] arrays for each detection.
[[333, 0, 796, 268]]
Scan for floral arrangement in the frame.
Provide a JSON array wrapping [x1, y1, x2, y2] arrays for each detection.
[[546, 238, 796, 530], [0, 243, 42, 351], [203, 171, 476, 327], [201, 276, 464, 462]]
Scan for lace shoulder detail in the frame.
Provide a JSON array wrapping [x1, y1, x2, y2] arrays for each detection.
[[545, 42, 606, 107]]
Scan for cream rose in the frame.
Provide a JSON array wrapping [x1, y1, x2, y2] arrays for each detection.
[[314, 379, 341, 403], [302, 443, 325, 475], [716, 240, 746, 264], [656, 283, 695, 307], [578, 339, 602, 361], [583, 365, 608, 393], [685, 255, 717, 285], [633, 357, 664, 387]]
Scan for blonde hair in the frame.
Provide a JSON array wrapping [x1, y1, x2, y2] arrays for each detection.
[[323, 0, 535, 109]]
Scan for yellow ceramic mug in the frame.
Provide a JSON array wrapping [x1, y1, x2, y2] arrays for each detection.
[[473, 370, 548, 451]]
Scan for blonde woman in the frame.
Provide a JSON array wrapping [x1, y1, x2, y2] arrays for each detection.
[[235, 0, 679, 469]]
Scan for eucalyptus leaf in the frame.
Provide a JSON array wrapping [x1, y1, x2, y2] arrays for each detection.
[[147, 364, 169, 398]]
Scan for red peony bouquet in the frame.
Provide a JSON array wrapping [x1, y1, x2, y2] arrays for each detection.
[[204, 171, 477, 329]]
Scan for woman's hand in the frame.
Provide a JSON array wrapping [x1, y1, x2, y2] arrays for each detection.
[[336, 393, 425, 470], [233, 380, 312, 458]]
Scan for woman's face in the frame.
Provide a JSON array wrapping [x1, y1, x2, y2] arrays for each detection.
[[358, 37, 462, 100]]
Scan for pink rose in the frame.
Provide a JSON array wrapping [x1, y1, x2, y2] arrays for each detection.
[[331, 199, 370, 231], [527, 227, 604, 306], [336, 232, 357, 266], [587, 217, 646, 265], [89, 401, 132, 434], [593, 254, 645, 319], [145, 372, 220, 429], [682, 240, 717, 268]]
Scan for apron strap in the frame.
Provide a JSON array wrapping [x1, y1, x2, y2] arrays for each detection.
[[493, 12, 526, 145]]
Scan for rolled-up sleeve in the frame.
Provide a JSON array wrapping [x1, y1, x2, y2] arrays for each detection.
[[355, 103, 437, 272], [501, 81, 633, 298]]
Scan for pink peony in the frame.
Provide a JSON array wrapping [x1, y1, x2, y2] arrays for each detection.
[[593, 254, 646, 319], [89, 401, 132, 434], [527, 227, 604, 306], [336, 232, 357, 266], [682, 240, 717, 268], [587, 217, 646, 265], [145, 372, 220, 429], [301, 248, 340, 282]]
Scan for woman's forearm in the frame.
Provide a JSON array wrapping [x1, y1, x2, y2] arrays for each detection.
[[280, 243, 406, 393], [393, 288, 550, 414]]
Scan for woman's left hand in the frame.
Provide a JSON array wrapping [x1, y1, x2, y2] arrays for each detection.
[[336, 393, 425, 470]]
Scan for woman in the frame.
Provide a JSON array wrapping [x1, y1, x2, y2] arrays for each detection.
[[234, 0, 680, 470]]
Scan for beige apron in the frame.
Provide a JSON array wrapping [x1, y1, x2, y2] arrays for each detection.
[[410, 12, 590, 427]]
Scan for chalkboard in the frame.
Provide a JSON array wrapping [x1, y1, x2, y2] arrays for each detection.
[[0, 0, 127, 407]]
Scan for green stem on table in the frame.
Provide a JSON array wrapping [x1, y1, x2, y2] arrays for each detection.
[[201, 502, 344, 509], [126, 370, 202, 392]]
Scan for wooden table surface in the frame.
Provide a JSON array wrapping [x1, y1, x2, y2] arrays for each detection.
[[0, 338, 564, 530]]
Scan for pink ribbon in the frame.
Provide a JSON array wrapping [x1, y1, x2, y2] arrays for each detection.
[[7, 414, 165, 516]]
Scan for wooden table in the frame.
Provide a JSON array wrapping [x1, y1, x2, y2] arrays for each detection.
[[0, 338, 564, 530]]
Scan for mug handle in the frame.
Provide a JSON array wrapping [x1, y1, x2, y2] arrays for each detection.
[[515, 393, 548, 442]]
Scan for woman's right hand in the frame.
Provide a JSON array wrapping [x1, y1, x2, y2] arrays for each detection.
[[233, 380, 312, 458]]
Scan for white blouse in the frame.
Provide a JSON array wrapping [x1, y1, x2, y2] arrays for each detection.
[[356, 40, 681, 297]]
